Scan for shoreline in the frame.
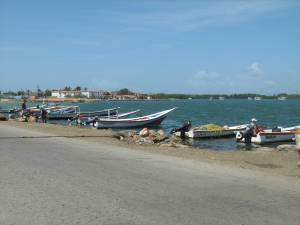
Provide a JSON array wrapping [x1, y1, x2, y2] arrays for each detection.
[[1, 120, 300, 179]]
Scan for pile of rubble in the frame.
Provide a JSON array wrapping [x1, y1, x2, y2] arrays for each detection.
[[114, 128, 190, 148]]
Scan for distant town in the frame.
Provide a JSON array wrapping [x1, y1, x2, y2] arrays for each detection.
[[0, 86, 299, 103]]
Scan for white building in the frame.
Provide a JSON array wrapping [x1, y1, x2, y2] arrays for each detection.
[[51, 90, 104, 99]]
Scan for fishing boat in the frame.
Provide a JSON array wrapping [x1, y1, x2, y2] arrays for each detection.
[[48, 107, 121, 120], [176, 124, 247, 138], [79, 107, 119, 118], [254, 96, 262, 100], [278, 96, 287, 100], [236, 125, 300, 144], [47, 106, 80, 120], [94, 108, 176, 129]]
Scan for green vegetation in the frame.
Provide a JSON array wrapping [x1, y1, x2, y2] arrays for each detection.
[[117, 88, 133, 95], [149, 93, 300, 100]]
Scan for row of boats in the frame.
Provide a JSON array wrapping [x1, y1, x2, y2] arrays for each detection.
[[1, 104, 299, 145]]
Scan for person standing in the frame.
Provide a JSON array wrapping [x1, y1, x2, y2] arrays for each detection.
[[41, 108, 48, 123]]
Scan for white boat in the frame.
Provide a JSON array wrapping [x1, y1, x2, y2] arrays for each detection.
[[219, 96, 225, 100], [178, 124, 248, 138], [94, 108, 176, 129], [278, 96, 287, 100], [236, 125, 300, 144], [254, 96, 262, 100]]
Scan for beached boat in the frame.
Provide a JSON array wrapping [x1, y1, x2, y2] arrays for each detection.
[[236, 125, 300, 144], [94, 108, 176, 129], [176, 124, 247, 138], [80, 107, 119, 118], [47, 106, 80, 120], [48, 107, 121, 120]]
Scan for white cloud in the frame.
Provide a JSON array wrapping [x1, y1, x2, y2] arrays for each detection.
[[193, 70, 220, 80], [188, 63, 277, 94], [111, 0, 300, 32], [248, 62, 262, 74]]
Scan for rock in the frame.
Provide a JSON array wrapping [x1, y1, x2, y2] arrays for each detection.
[[139, 128, 150, 137], [276, 144, 295, 152], [28, 116, 37, 122], [18, 117, 28, 122], [148, 129, 167, 143], [0, 113, 7, 121], [136, 137, 154, 145], [169, 135, 182, 144]]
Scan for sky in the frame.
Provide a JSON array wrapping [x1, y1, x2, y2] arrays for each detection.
[[0, 0, 300, 94]]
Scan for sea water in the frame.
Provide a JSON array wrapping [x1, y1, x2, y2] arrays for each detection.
[[1, 99, 300, 150]]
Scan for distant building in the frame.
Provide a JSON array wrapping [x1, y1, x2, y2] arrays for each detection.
[[51, 90, 104, 99]]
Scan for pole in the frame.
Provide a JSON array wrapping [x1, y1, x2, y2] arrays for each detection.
[[296, 129, 300, 167]]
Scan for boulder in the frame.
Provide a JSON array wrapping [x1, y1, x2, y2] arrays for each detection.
[[28, 116, 37, 122], [139, 128, 150, 137], [148, 129, 167, 143], [0, 113, 7, 121], [276, 144, 295, 152]]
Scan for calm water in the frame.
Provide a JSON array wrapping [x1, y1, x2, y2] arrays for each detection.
[[1, 99, 300, 150]]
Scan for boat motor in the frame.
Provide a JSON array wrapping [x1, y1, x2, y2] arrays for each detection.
[[171, 121, 192, 139], [236, 125, 255, 143]]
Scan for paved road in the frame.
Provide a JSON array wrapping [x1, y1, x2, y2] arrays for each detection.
[[0, 123, 300, 225]]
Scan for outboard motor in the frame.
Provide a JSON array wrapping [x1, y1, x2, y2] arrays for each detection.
[[171, 121, 192, 139], [85, 116, 99, 127], [236, 125, 255, 143]]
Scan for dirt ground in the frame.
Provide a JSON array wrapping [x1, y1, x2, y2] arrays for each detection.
[[2, 120, 300, 178]]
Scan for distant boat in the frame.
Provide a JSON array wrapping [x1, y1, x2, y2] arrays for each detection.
[[254, 96, 262, 100], [209, 97, 213, 101], [188, 97, 193, 100], [247, 97, 253, 100], [218, 96, 225, 100], [278, 96, 287, 100]]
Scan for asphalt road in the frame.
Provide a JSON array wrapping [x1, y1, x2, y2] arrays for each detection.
[[0, 123, 300, 225]]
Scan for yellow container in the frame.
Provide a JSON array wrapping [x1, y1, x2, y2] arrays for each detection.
[[296, 129, 300, 150]]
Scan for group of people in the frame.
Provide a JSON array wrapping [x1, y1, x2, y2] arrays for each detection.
[[20, 100, 48, 123]]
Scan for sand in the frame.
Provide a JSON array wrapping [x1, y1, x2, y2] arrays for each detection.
[[1, 120, 300, 178]]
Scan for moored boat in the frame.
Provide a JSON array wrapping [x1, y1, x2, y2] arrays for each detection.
[[236, 125, 300, 144], [176, 124, 247, 138], [94, 108, 176, 129]]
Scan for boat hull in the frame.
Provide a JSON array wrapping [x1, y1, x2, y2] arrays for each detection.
[[95, 116, 167, 129], [182, 125, 247, 139], [250, 132, 295, 144], [94, 108, 176, 129]]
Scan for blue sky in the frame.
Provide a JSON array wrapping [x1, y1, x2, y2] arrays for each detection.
[[0, 0, 300, 94]]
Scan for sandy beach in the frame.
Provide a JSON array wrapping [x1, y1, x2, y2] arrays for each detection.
[[2, 120, 299, 178]]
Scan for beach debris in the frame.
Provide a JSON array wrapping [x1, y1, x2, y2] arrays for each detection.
[[0, 113, 7, 121], [276, 144, 295, 152], [112, 127, 190, 147], [199, 124, 224, 131], [28, 115, 38, 122], [139, 128, 150, 137]]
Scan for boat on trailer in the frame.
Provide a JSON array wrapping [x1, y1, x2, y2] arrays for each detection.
[[94, 108, 176, 129]]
